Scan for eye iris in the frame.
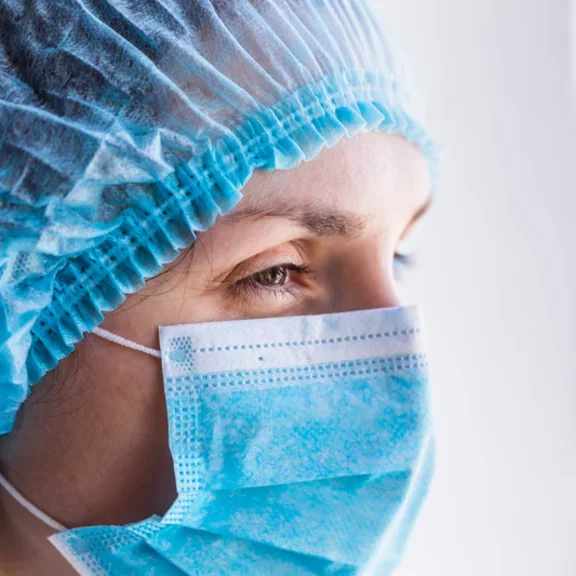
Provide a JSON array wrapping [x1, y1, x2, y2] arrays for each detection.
[[255, 266, 288, 286]]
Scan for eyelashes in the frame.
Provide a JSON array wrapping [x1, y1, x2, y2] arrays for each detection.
[[393, 251, 416, 283], [393, 251, 416, 269], [232, 252, 416, 303], [233, 263, 314, 300]]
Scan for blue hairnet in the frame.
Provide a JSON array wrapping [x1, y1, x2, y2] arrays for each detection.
[[0, 0, 439, 434]]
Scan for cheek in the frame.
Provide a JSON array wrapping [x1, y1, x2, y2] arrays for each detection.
[[168, 286, 279, 324], [101, 250, 233, 341]]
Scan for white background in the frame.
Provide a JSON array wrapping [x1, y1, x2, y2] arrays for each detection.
[[372, 1, 576, 574]]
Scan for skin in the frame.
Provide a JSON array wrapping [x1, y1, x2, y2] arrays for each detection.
[[0, 130, 431, 574]]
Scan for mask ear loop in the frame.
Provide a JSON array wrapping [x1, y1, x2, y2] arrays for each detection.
[[0, 473, 66, 532], [0, 329, 160, 535], [92, 327, 162, 359]]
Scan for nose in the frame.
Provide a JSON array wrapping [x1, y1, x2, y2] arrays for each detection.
[[320, 254, 401, 314]]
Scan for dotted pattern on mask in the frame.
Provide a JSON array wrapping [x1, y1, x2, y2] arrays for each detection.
[[166, 353, 428, 394], [171, 327, 420, 354], [55, 529, 141, 576], [164, 327, 423, 377], [167, 387, 203, 500], [163, 493, 199, 525], [126, 520, 165, 541], [163, 353, 429, 508]]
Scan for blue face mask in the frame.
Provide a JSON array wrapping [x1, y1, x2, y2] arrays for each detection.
[[44, 306, 433, 575]]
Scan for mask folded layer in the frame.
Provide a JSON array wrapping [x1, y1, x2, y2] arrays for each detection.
[[50, 306, 434, 575]]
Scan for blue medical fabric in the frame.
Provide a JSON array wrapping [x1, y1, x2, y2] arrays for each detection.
[[49, 306, 434, 575], [0, 0, 439, 434]]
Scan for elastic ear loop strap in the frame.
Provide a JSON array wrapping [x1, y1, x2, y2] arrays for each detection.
[[0, 329, 160, 535], [0, 472, 66, 532], [92, 327, 161, 358]]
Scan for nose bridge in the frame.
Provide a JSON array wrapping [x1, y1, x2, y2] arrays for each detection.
[[326, 251, 401, 313], [338, 277, 400, 313]]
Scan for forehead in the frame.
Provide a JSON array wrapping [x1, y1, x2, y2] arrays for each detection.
[[233, 131, 431, 235]]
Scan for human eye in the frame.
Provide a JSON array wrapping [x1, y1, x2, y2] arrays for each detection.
[[393, 251, 416, 282], [233, 263, 313, 300]]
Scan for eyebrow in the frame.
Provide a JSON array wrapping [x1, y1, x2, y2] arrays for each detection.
[[224, 195, 432, 238]]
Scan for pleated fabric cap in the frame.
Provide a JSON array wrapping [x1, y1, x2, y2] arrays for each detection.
[[0, 0, 440, 434]]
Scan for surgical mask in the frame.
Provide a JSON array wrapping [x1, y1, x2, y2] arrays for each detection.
[[11, 306, 434, 575]]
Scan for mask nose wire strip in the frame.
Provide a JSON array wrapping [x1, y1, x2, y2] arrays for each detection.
[[0, 473, 67, 532], [92, 327, 162, 359]]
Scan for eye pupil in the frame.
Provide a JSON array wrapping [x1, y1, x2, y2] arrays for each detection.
[[255, 266, 288, 286]]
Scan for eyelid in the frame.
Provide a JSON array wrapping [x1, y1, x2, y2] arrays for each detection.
[[394, 251, 416, 268], [219, 240, 311, 285]]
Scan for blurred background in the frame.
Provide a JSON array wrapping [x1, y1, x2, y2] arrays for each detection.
[[371, 0, 576, 574]]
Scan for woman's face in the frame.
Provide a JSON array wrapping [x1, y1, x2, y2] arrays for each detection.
[[1, 130, 431, 528], [105, 130, 431, 336]]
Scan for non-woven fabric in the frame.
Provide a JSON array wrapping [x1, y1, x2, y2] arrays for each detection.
[[0, 0, 439, 434], [49, 306, 433, 575]]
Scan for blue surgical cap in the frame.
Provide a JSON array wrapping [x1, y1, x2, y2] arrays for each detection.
[[0, 0, 439, 434]]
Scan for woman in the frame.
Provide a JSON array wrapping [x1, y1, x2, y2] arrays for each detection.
[[0, 1, 439, 574]]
